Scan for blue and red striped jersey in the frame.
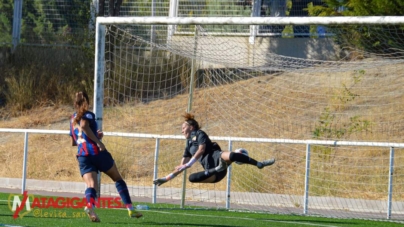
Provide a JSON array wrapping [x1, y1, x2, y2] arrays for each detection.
[[70, 111, 100, 156]]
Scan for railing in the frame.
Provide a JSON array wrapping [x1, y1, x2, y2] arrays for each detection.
[[1, 128, 404, 219]]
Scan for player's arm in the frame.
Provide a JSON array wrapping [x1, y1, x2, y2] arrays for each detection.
[[71, 136, 77, 146], [80, 119, 106, 151], [153, 151, 192, 186], [170, 156, 192, 175], [153, 159, 186, 186], [97, 130, 104, 139], [69, 118, 77, 146], [180, 157, 190, 165], [175, 144, 205, 172]]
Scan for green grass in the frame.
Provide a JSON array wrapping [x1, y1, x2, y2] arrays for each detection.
[[0, 192, 402, 227]]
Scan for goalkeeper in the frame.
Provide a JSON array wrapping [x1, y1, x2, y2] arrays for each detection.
[[153, 113, 275, 186]]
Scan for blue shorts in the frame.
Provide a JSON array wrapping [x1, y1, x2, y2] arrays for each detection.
[[77, 150, 115, 176]]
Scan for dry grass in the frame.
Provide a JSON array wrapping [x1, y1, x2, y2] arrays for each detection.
[[1, 62, 404, 201]]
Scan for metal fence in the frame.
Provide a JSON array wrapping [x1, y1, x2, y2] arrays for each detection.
[[1, 128, 404, 220], [2, 0, 325, 51]]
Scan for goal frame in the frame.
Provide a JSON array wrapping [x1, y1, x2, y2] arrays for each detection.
[[93, 16, 404, 220], [94, 15, 404, 132]]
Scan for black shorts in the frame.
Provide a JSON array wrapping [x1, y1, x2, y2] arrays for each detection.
[[201, 150, 223, 170], [213, 169, 227, 183], [77, 150, 114, 176]]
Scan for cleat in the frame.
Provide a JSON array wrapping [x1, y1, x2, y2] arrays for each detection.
[[129, 210, 143, 218], [84, 206, 100, 222], [257, 158, 275, 169]]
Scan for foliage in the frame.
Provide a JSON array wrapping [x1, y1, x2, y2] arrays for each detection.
[[310, 70, 372, 196], [0, 46, 93, 115], [0, 0, 13, 44], [308, 0, 404, 16], [105, 47, 192, 105], [312, 70, 371, 158], [0, 0, 95, 113], [310, 70, 372, 195], [307, 0, 404, 56], [313, 69, 371, 141], [176, 0, 251, 33], [0, 0, 93, 45], [312, 107, 371, 140], [344, 0, 404, 16]]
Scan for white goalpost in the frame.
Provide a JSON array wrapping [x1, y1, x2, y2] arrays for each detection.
[[93, 16, 404, 221]]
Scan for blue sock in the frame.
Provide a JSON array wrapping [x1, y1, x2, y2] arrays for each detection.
[[85, 187, 97, 208], [116, 180, 133, 209]]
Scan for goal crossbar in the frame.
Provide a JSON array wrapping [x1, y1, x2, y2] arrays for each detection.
[[96, 16, 404, 26]]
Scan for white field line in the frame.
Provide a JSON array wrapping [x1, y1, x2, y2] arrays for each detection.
[[146, 210, 341, 227]]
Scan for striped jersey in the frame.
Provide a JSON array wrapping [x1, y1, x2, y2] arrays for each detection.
[[70, 111, 100, 156]]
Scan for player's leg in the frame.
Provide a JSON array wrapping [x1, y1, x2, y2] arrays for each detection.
[[77, 156, 101, 222], [221, 151, 275, 169], [189, 168, 228, 183], [82, 172, 101, 222], [191, 151, 227, 183], [82, 171, 98, 203], [189, 171, 216, 183], [100, 151, 143, 218], [78, 156, 99, 206]]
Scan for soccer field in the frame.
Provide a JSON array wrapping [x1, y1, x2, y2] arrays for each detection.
[[0, 192, 403, 227]]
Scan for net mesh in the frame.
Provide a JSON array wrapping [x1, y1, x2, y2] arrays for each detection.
[[98, 22, 404, 221]]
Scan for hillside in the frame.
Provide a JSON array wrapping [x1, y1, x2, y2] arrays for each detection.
[[1, 64, 404, 200]]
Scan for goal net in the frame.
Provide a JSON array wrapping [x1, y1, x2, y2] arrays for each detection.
[[94, 17, 404, 221]]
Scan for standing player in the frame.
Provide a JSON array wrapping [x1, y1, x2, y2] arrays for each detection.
[[70, 91, 143, 222], [153, 113, 275, 186]]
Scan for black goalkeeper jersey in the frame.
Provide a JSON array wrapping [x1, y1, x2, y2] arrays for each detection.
[[183, 130, 222, 170]]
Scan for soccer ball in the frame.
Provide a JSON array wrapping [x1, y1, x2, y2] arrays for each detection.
[[234, 148, 249, 165]]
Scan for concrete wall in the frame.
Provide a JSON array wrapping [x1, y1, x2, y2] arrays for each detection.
[[171, 36, 342, 68]]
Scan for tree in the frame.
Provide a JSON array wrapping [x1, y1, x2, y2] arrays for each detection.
[[308, 0, 404, 16], [307, 0, 404, 56], [0, 0, 14, 45]]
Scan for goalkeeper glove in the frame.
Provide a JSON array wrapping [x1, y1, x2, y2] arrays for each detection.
[[153, 178, 168, 186], [153, 173, 177, 186]]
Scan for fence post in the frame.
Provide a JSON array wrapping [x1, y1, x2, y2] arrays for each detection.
[[152, 138, 160, 204], [89, 0, 98, 30], [180, 25, 199, 208], [11, 0, 23, 53], [226, 140, 233, 209], [93, 22, 106, 199], [21, 132, 28, 194], [167, 0, 179, 41], [387, 147, 395, 219], [303, 143, 311, 214], [249, 0, 261, 44]]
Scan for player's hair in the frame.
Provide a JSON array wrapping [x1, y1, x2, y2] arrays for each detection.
[[183, 113, 200, 130], [74, 91, 90, 125]]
